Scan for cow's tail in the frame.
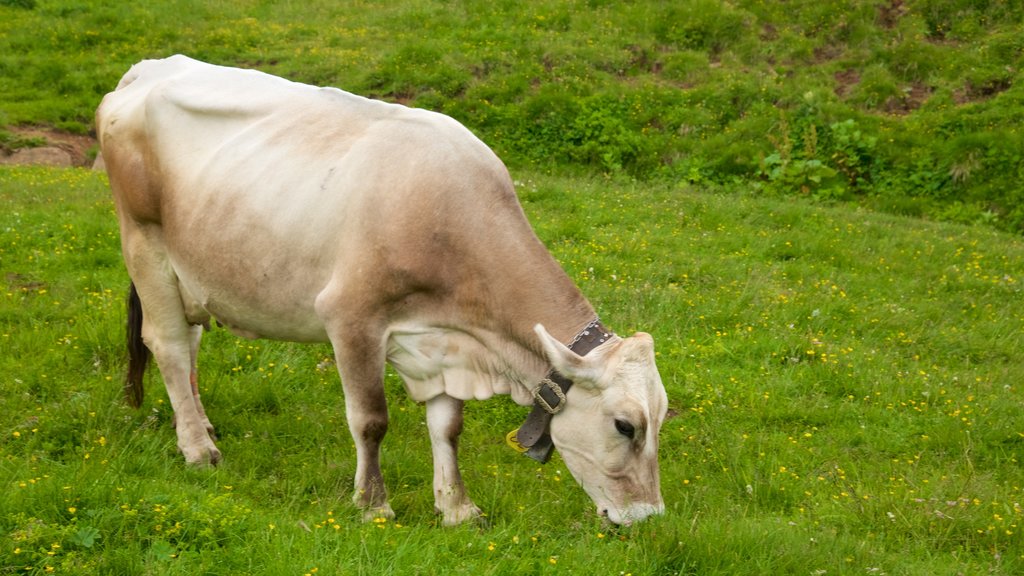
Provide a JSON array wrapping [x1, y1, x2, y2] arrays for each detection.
[[125, 282, 149, 408]]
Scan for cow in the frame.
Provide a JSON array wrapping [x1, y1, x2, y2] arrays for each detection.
[[96, 55, 667, 526]]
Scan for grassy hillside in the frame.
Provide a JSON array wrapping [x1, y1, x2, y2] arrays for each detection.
[[2, 166, 1023, 574], [1, 0, 1023, 230]]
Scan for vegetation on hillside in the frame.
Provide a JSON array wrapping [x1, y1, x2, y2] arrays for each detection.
[[2, 0, 1023, 230]]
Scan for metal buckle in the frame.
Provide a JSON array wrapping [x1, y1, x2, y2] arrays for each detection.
[[532, 378, 566, 415]]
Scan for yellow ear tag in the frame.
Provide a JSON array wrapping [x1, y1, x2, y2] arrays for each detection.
[[506, 429, 528, 453]]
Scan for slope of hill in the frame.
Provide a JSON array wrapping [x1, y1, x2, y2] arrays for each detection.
[[1, 0, 1022, 230]]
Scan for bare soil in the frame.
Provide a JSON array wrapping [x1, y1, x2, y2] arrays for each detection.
[[0, 126, 98, 168]]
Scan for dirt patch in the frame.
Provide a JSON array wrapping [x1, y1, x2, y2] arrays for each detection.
[[814, 44, 843, 64], [834, 70, 932, 115], [5, 272, 48, 292], [833, 68, 861, 99], [955, 77, 1014, 104], [759, 23, 778, 42], [877, 0, 907, 29], [878, 82, 933, 115], [0, 126, 97, 168]]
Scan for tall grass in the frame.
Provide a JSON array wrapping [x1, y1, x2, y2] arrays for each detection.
[[2, 165, 1022, 574]]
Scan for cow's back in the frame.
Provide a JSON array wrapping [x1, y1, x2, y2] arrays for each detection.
[[97, 55, 508, 218], [97, 55, 543, 343]]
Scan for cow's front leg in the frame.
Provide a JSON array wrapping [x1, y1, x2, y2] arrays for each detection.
[[332, 332, 394, 522], [426, 394, 481, 526], [343, 381, 393, 521]]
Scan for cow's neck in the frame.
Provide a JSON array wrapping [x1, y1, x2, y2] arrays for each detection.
[[482, 245, 604, 394], [498, 233, 597, 338], [387, 205, 605, 408], [385, 239, 601, 408]]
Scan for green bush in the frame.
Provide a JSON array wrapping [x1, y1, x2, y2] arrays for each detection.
[[0, 0, 35, 8], [883, 35, 944, 83], [650, 0, 750, 53], [364, 42, 472, 100], [912, 0, 1024, 40], [848, 64, 904, 110]]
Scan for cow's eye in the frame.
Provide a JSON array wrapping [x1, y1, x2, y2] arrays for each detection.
[[614, 419, 636, 439]]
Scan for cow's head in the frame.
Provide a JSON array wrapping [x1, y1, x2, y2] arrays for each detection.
[[535, 324, 667, 525]]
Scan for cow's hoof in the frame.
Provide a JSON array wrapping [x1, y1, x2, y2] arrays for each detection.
[[439, 503, 483, 527], [181, 444, 222, 467], [360, 504, 395, 523]]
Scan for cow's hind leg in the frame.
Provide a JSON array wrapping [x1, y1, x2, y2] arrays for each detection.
[[127, 251, 221, 466], [329, 324, 394, 521], [426, 394, 482, 526], [187, 324, 216, 438], [171, 325, 215, 438], [147, 312, 221, 465]]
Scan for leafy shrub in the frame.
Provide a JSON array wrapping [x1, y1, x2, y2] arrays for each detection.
[[828, 119, 878, 192], [848, 64, 904, 110], [876, 154, 951, 202], [0, 0, 36, 8], [759, 154, 843, 200], [883, 34, 944, 83], [650, 0, 751, 53], [486, 89, 664, 175], [912, 0, 1024, 40], [565, 97, 652, 173]]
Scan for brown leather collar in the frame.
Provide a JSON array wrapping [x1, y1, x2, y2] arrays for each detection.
[[515, 319, 613, 463]]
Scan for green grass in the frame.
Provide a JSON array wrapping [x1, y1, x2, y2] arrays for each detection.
[[2, 165, 1023, 574]]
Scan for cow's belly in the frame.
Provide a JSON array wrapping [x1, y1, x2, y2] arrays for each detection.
[[160, 156, 355, 342], [169, 236, 333, 343]]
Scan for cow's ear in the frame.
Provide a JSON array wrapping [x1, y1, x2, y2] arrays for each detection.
[[534, 324, 605, 385]]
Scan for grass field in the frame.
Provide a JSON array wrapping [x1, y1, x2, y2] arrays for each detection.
[[1, 165, 1022, 574], [3, 0, 1024, 573]]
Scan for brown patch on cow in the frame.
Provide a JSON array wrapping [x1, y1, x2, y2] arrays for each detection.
[[445, 400, 465, 441]]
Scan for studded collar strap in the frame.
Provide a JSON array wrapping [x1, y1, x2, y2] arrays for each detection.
[[514, 319, 613, 463]]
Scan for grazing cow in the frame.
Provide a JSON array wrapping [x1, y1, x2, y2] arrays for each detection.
[[96, 55, 667, 525]]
